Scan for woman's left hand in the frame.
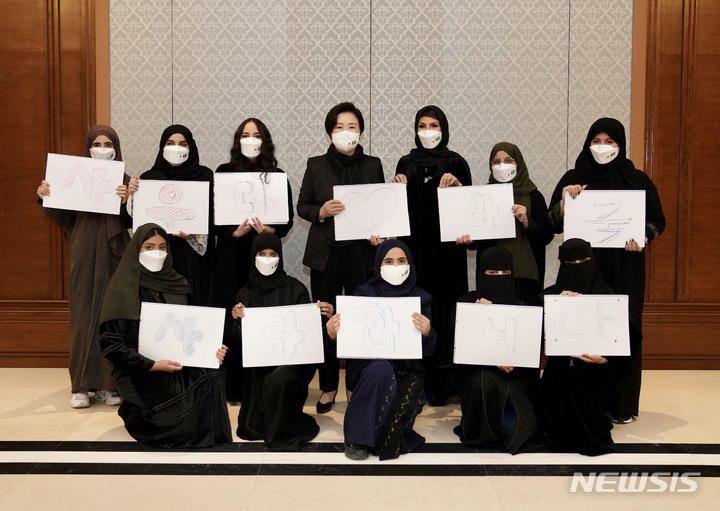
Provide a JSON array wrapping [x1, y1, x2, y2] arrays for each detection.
[[625, 237, 648, 252], [216, 344, 228, 365], [175, 231, 196, 240], [326, 313, 341, 340], [438, 173, 461, 188], [456, 234, 472, 245], [251, 217, 276, 234], [572, 353, 608, 364], [412, 312, 431, 336], [317, 300, 334, 319], [498, 365, 514, 373], [511, 204, 529, 229]]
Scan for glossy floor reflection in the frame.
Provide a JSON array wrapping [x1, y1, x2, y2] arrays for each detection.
[[0, 369, 718, 510]]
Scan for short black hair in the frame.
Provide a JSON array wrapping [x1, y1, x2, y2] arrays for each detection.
[[324, 102, 364, 135]]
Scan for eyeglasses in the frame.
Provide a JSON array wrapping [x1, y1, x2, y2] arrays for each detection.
[[491, 157, 515, 166]]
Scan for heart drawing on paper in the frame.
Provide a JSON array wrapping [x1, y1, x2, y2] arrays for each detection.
[[340, 187, 397, 233]]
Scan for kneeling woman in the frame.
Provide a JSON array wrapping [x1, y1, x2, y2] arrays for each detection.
[[450, 247, 539, 454], [230, 233, 333, 449], [99, 223, 232, 448], [327, 240, 436, 460]]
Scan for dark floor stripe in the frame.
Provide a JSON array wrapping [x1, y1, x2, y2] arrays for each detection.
[[0, 462, 717, 477], [1, 441, 719, 455]]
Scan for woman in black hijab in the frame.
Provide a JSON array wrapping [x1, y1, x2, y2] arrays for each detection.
[[326, 239, 436, 461], [213, 118, 294, 403], [470, 142, 554, 306], [99, 223, 232, 448], [139, 124, 214, 306], [230, 233, 333, 450], [449, 247, 539, 454], [537, 238, 631, 456], [394, 105, 472, 406], [297, 102, 385, 413], [547, 118, 665, 422]]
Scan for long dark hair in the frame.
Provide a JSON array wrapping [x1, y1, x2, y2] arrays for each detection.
[[228, 118, 278, 180]]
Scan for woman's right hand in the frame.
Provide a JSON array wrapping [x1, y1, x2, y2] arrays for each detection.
[[326, 313, 341, 340], [231, 302, 245, 320], [393, 174, 408, 184], [233, 219, 253, 238], [319, 199, 345, 220], [151, 359, 182, 372], [475, 298, 492, 304], [559, 184, 587, 216], [37, 180, 50, 199]]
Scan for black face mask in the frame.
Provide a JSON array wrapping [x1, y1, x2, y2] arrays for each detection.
[[476, 270, 516, 305], [555, 258, 596, 294]]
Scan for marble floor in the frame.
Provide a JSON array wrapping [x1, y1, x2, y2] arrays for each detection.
[[0, 368, 718, 510]]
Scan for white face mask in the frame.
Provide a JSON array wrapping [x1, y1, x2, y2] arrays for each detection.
[[331, 130, 360, 153], [163, 145, 190, 166], [139, 250, 167, 272], [491, 163, 517, 183], [417, 129, 442, 149], [380, 264, 410, 286], [89, 147, 116, 160], [255, 256, 280, 276], [589, 144, 620, 164], [240, 137, 262, 159]]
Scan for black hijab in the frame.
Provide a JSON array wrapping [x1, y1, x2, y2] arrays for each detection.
[[406, 105, 463, 169], [357, 239, 432, 307], [573, 118, 644, 190], [475, 247, 517, 305], [84, 125, 123, 162], [553, 238, 612, 295], [143, 124, 212, 181], [100, 223, 192, 323], [245, 233, 301, 292]]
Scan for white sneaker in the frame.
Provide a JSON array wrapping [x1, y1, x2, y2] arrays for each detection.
[[70, 392, 90, 409], [95, 390, 122, 406]]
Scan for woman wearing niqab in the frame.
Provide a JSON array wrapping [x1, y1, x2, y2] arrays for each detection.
[[547, 118, 665, 421]]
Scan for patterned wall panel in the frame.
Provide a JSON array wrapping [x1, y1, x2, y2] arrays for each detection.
[[110, 0, 634, 289], [110, 0, 173, 177]]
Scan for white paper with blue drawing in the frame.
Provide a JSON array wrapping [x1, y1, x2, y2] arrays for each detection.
[[543, 294, 631, 356], [241, 303, 324, 368], [42, 153, 124, 215], [132, 179, 210, 234], [453, 303, 543, 368], [564, 190, 646, 248], [336, 295, 422, 360], [138, 303, 225, 369], [333, 183, 410, 241], [437, 183, 516, 242], [213, 172, 289, 225]]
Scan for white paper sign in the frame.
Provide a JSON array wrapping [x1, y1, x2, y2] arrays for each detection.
[[213, 172, 289, 225], [241, 303, 324, 368], [336, 295, 422, 359], [138, 302, 225, 369], [453, 303, 543, 368], [564, 190, 646, 248], [543, 294, 631, 356], [437, 184, 516, 242], [132, 179, 210, 234], [42, 153, 125, 215], [333, 183, 411, 241]]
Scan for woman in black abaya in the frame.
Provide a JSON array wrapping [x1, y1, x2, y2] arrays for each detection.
[[326, 239, 436, 461], [450, 247, 539, 454], [393, 105, 472, 405], [230, 233, 333, 450], [213, 118, 294, 403], [538, 238, 632, 456], [99, 223, 232, 448], [547, 118, 665, 422], [139, 124, 214, 306]]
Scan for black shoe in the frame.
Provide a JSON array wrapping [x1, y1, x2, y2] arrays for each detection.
[[316, 392, 336, 414], [345, 442, 369, 461], [611, 415, 633, 424], [426, 393, 448, 406]]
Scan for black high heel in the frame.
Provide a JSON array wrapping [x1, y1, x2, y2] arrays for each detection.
[[316, 391, 336, 414]]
